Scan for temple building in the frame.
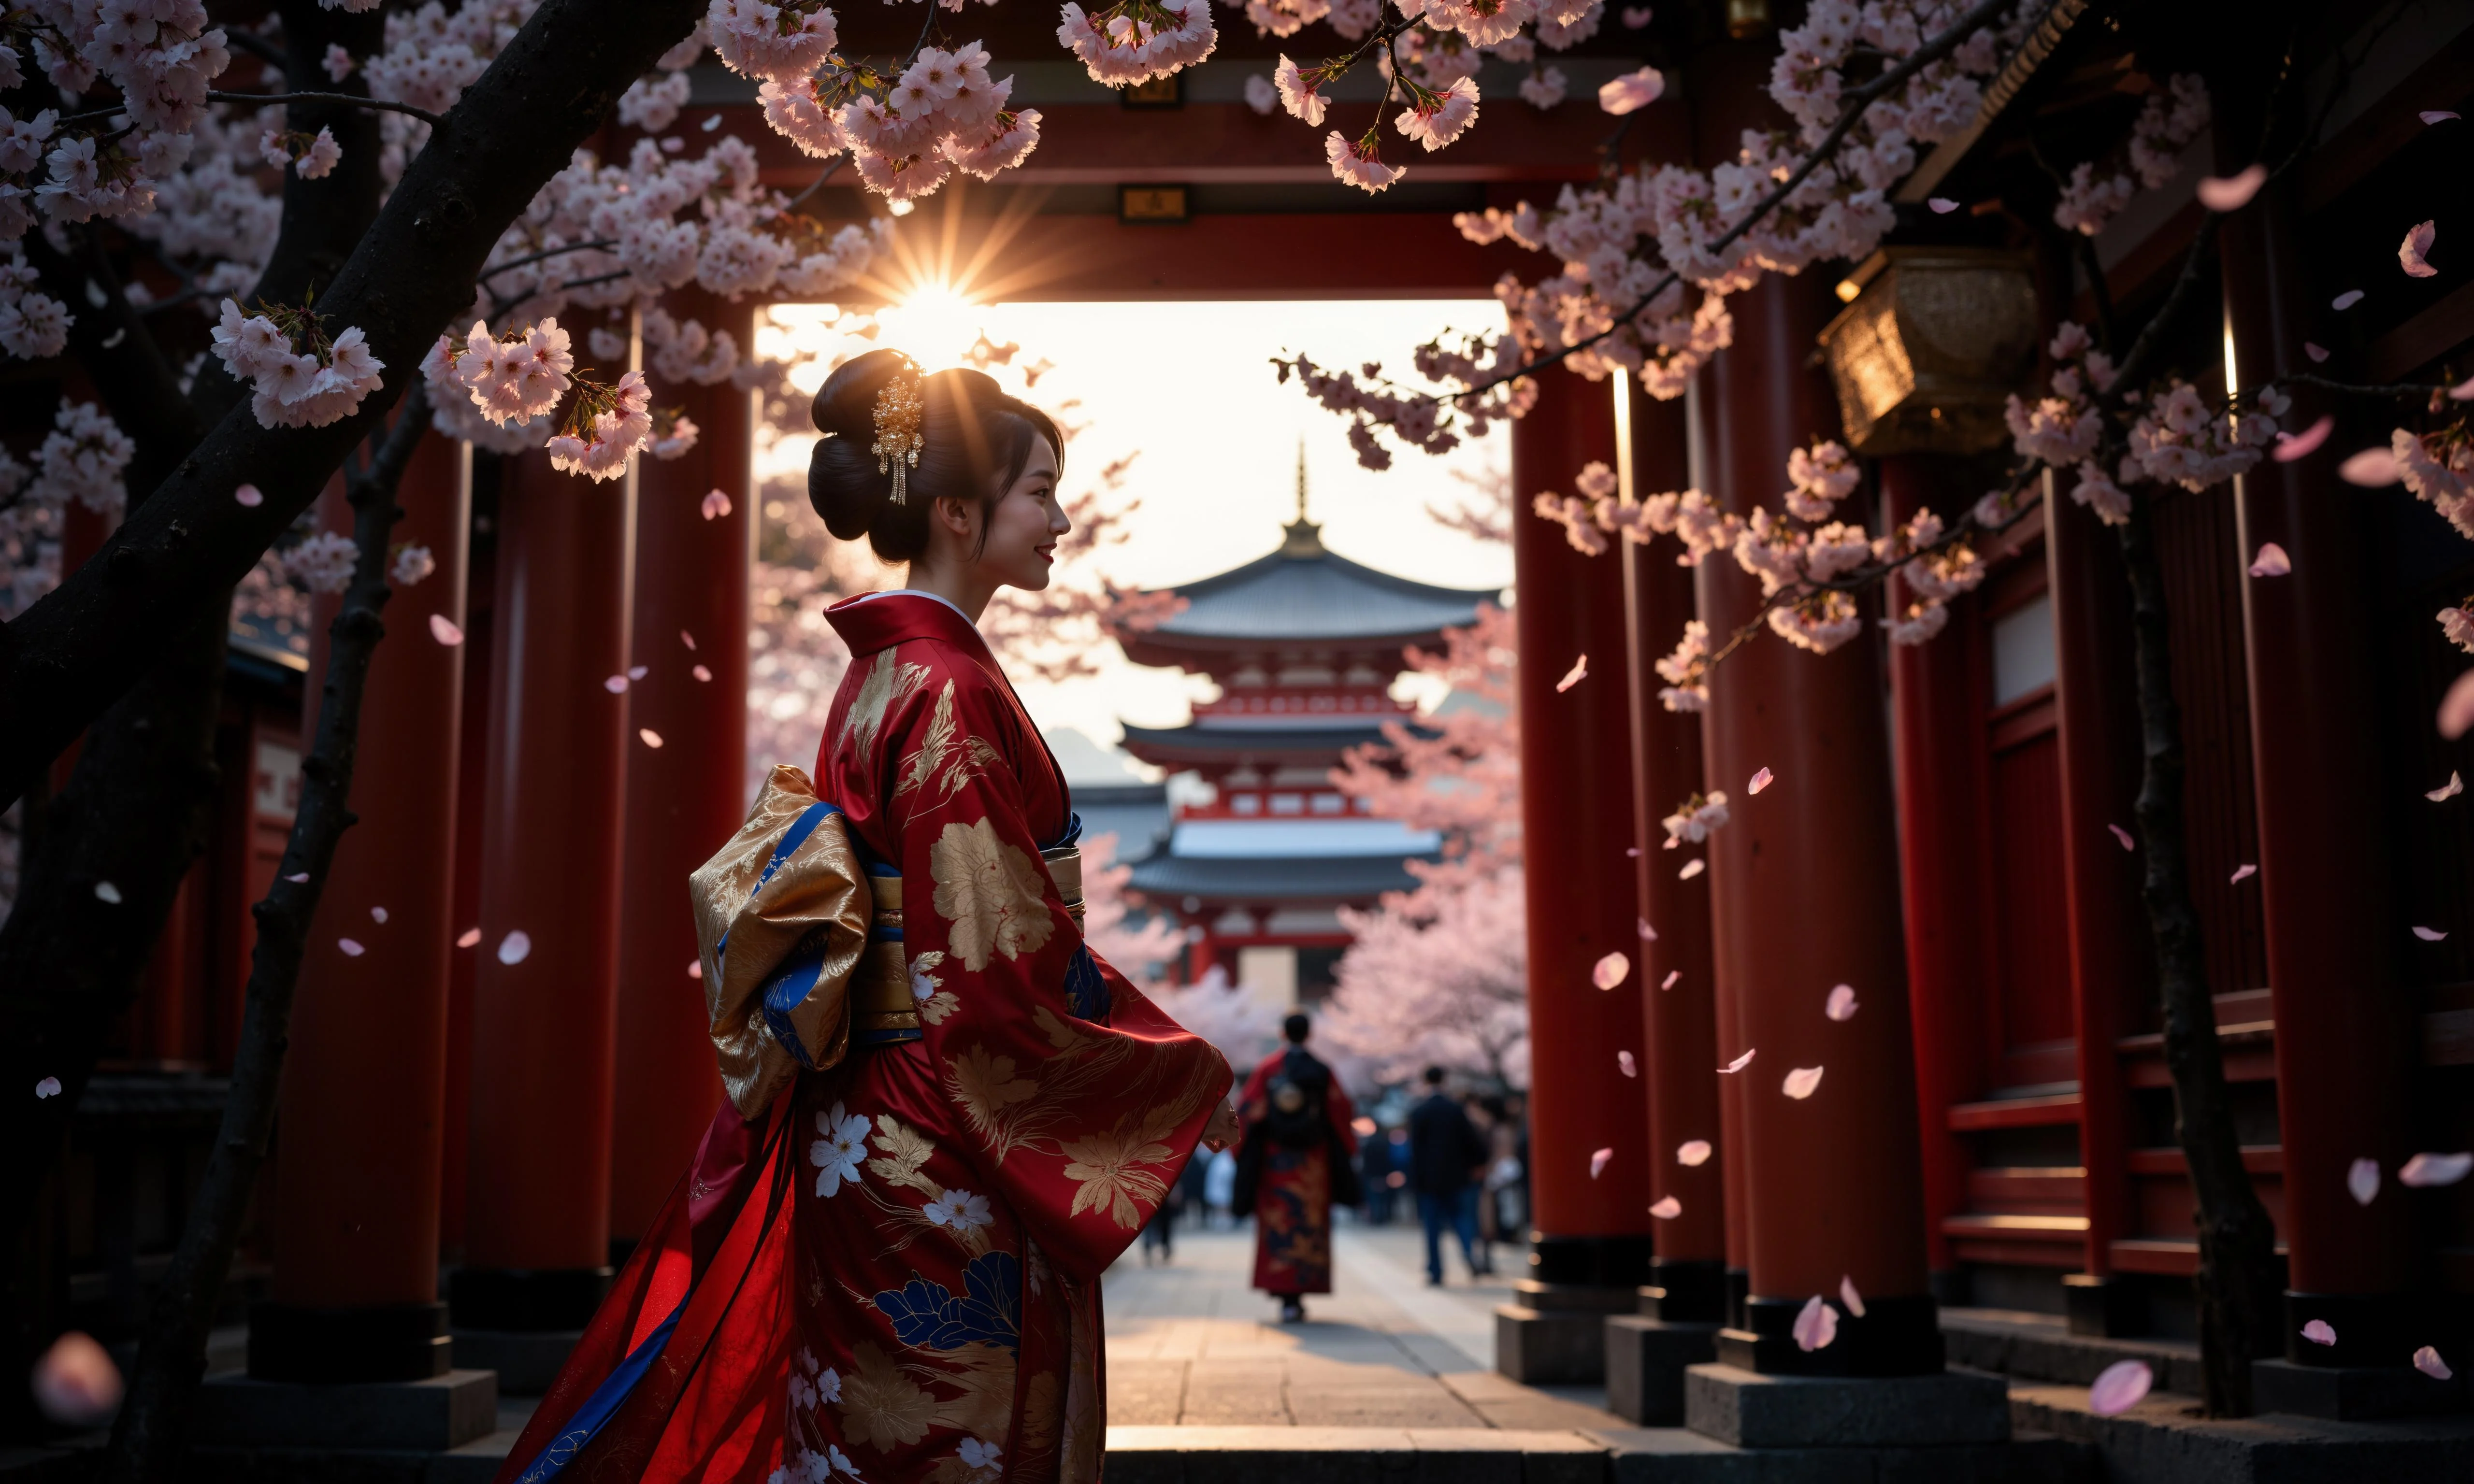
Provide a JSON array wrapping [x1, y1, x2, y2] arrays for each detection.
[[1117, 467, 1497, 1011]]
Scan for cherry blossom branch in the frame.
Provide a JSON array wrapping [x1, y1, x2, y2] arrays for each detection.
[[479, 238, 619, 281], [782, 156, 847, 209], [2279, 373, 2464, 401], [203, 88, 447, 128]]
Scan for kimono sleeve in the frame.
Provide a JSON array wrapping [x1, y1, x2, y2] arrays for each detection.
[[887, 664, 1233, 1283]]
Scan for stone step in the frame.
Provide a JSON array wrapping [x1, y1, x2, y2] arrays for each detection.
[[2009, 1379, 2474, 1484], [1940, 1308, 2204, 1396], [1104, 1425, 1606, 1484]]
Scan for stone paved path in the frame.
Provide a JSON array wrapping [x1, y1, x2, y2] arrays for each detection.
[[1100, 1216, 1626, 1434]]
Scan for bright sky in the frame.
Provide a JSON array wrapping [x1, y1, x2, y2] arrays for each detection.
[[755, 296, 1514, 750]]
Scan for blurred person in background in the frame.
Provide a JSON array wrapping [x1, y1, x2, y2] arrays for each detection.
[[1233, 1013, 1359, 1322], [1407, 1067, 1489, 1286]]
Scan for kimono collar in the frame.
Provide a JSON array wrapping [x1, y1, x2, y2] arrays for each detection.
[[826, 589, 994, 663]]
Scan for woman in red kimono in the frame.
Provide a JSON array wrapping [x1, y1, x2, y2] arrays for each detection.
[[495, 350, 1239, 1484], [1235, 1013, 1357, 1323]]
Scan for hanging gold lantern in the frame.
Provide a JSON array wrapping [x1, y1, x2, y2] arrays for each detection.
[[1818, 246, 2040, 457]]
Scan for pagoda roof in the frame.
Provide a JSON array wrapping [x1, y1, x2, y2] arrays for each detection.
[[1127, 518, 1499, 659], [1126, 851, 1430, 902], [1119, 718, 1431, 767]]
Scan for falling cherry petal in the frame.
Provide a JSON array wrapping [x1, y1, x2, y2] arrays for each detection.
[[1650, 1196, 1682, 1218], [2348, 1157, 2381, 1206], [1928, 197, 1959, 214], [2332, 289, 2365, 311], [1825, 984, 1858, 1021], [1625, 846, 1640, 858], [1792, 1296, 1839, 1352], [605, 675, 630, 694], [2454, 374, 2474, 403], [2401, 220, 2440, 278], [2089, 1360, 2153, 1416], [2272, 417, 2333, 463], [2230, 863, 2258, 884], [2414, 1346, 2453, 1381], [94, 881, 122, 904], [1592, 951, 1631, 990], [1720, 1049, 1755, 1073], [497, 930, 533, 965], [2340, 447, 2401, 486], [456, 928, 482, 948], [370, 906, 388, 923], [1678, 1139, 1712, 1166], [2400, 1151, 2474, 1187], [2414, 926, 2448, 942], [1619, 4, 1649, 22], [2423, 111, 2462, 125], [429, 614, 464, 646], [639, 728, 665, 748], [36, 1077, 62, 1099], [2108, 824, 2136, 852], [1840, 1275, 1867, 1318], [2301, 1319, 2337, 1346], [234, 483, 264, 507], [1783, 1066, 1825, 1100], [680, 629, 698, 650], [286, 872, 310, 883], [1618, 1051, 1637, 1077], [31, 1331, 122, 1427], [1663, 836, 1680, 850], [693, 664, 714, 682], [1679, 859, 1706, 880], [688, 960, 705, 980], [2442, 671, 2474, 739], [1638, 918, 1657, 941], [2428, 771, 2464, 802], [1556, 655, 1588, 692], [2195, 164, 2266, 212], [629, 665, 648, 681], [702, 489, 732, 520], [2304, 342, 2330, 363], [2248, 542, 2291, 577], [1660, 969, 1680, 990], [1749, 766, 1775, 794], [339, 938, 365, 957], [1590, 1148, 1614, 1179]]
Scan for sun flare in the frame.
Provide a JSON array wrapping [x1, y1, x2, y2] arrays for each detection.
[[877, 281, 988, 367]]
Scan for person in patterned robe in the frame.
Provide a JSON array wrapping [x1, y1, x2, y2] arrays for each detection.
[[1236, 1014, 1357, 1323], [494, 351, 1239, 1484]]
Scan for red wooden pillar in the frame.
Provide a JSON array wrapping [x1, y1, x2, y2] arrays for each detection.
[[2223, 171, 2420, 1370], [454, 448, 636, 1330], [1620, 378, 1725, 1320], [1695, 271, 1934, 1374], [609, 296, 752, 1245], [255, 433, 471, 1381], [1509, 367, 1652, 1290]]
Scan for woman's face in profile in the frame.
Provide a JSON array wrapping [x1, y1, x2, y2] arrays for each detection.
[[975, 438, 1067, 591]]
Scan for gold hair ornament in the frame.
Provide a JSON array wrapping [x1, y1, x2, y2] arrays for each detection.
[[872, 357, 926, 505]]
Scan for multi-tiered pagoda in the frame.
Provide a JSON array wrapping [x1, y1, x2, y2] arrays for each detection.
[[1120, 467, 1497, 1010]]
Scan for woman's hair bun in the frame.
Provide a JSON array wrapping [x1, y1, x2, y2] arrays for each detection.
[[808, 347, 1065, 562], [810, 346, 908, 445]]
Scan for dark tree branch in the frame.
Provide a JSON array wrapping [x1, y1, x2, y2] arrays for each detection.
[[203, 88, 446, 128]]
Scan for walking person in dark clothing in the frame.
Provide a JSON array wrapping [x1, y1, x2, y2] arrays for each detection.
[[1406, 1066, 1490, 1285]]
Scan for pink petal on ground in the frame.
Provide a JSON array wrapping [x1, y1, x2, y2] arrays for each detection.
[[681, 629, 698, 650], [1660, 970, 1681, 990], [2108, 824, 2136, 851], [2301, 1319, 2337, 1346], [30, 1332, 122, 1427], [1749, 766, 1775, 795], [1928, 197, 1959, 214], [497, 929, 533, 965], [702, 489, 732, 519], [2348, 1156, 2381, 1206], [2304, 342, 2330, 363], [1840, 1275, 1867, 1318], [2442, 670, 2474, 739], [693, 664, 714, 682], [1720, 1049, 1755, 1074], [2196, 164, 2266, 212], [2088, 1359, 2153, 1416], [2272, 416, 2333, 462], [1678, 1139, 1712, 1166], [2428, 771, 2464, 802], [1556, 655, 1588, 692], [2423, 110, 2462, 125], [1639, 918, 1658, 941], [2332, 289, 2366, 311], [639, 728, 665, 748], [1650, 1196, 1682, 1218], [429, 614, 465, 645], [1590, 1147, 1614, 1179], [2248, 542, 2292, 577], [604, 675, 630, 694], [1792, 1295, 1839, 1352], [36, 1076, 62, 1099], [2415, 1345, 2453, 1381], [370, 906, 388, 923], [234, 483, 264, 507], [2400, 220, 2440, 278], [2414, 926, 2449, 942], [1618, 1050, 1637, 1077], [688, 960, 704, 980], [2230, 863, 2258, 884], [2340, 447, 2401, 485], [1593, 951, 1631, 990], [1783, 1066, 1825, 1100], [2400, 1151, 2474, 1187], [456, 927, 482, 948], [1825, 984, 1859, 1021], [1679, 859, 1706, 880], [338, 938, 365, 957]]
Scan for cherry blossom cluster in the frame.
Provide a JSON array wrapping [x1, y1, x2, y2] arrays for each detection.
[[1, 399, 133, 618], [2052, 74, 2208, 238], [211, 297, 387, 429], [544, 369, 653, 482], [257, 125, 342, 181], [0, 248, 70, 358], [2396, 425, 2474, 542], [2118, 379, 2278, 495], [1659, 790, 1729, 845], [6, 0, 232, 228], [280, 530, 360, 595], [1060, 0, 1216, 86], [1275, 340, 1535, 471]]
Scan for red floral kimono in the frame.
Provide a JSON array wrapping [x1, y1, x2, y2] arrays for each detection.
[[496, 592, 1233, 1484], [1237, 1050, 1357, 1297]]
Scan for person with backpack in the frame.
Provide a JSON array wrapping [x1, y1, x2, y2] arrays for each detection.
[[1232, 1013, 1359, 1322], [1408, 1066, 1491, 1286]]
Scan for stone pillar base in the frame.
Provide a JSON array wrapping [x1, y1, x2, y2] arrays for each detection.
[[1683, 1362, 2009, 1449], [192, 1369, 496, 1452], [450, 1328, 584, 1396], [1496, 1281, 1639, 1384], [2254, 1356, 2467, 1420], [1603, 1316, 1718, 1425], [247, 1300, 451, 1384], [2062, 1273, 2146, 1339]]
